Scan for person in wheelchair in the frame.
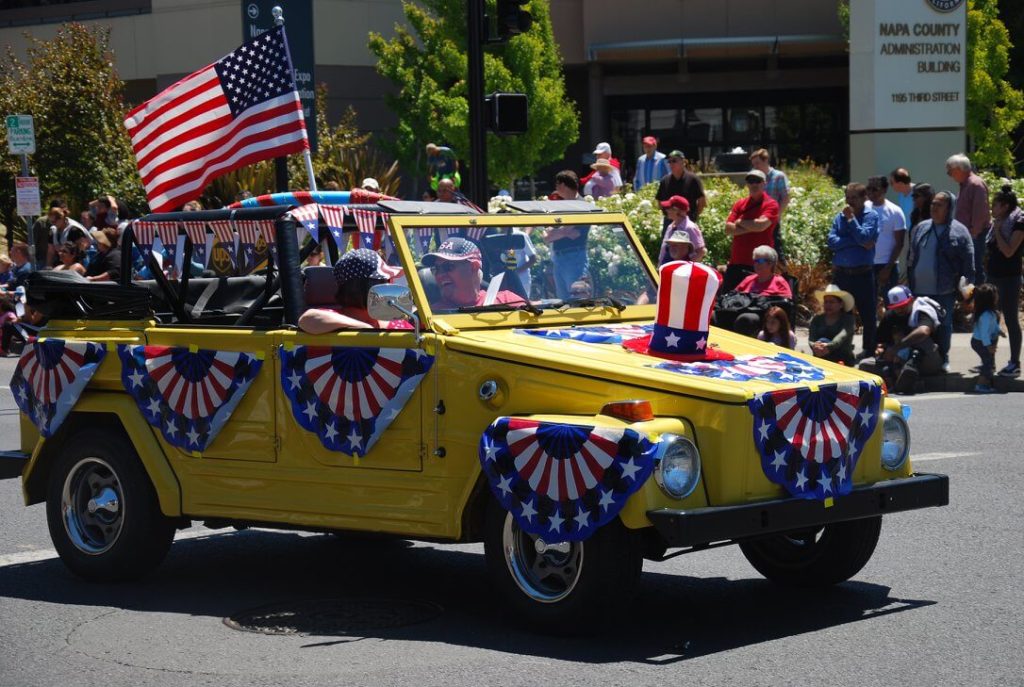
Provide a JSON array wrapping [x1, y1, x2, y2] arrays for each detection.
[[298, 249, 405, 333]]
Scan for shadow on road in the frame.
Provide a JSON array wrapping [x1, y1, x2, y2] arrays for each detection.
[[0, 529, 935, 663]]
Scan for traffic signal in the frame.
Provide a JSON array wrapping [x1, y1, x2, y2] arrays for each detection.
[[496, 0, 532, 39], [485, 93, 528, 135]]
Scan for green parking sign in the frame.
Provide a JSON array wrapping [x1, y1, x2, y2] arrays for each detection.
[[5, 114, 35, 155]]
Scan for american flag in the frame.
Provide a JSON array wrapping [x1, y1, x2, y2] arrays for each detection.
[[124, 25, 308, 213]]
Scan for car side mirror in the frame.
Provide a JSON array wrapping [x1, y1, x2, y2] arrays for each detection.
[[368, 284, 421, 341]]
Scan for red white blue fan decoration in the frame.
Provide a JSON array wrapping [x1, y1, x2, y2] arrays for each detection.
[[480, 418, 657, 541], [515, 323, 655, 345], [11, 339, 106, 437], [118, 345, 263, 452], [280, 345, 434, 457], [749, 381, 881, 500], [654, 353, 825, 383]]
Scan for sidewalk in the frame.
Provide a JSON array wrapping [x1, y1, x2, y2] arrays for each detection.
[[793, 330, 1023, 394]]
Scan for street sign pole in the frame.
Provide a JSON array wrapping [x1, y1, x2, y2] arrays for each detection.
[[467, 0, 488, 209]]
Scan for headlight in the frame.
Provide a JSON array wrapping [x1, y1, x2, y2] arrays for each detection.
[[654, 433, 701, 499], [881, 410, 910, 471]]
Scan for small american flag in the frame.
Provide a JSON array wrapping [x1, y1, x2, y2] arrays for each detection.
[[125, 25, 308, 213]]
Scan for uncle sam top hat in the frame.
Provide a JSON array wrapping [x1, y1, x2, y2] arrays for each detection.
[[623, 261, 733, 362]]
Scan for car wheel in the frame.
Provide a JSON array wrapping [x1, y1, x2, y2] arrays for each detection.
[[46, 429, 175, 581], [739, 516, 882, 587], [483, 498, 643, 633]]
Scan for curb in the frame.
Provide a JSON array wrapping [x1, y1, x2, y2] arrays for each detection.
[[919, 373, 1024, 394]]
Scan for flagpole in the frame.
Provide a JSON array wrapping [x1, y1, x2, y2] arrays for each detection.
[[274, 7, 317, 194]]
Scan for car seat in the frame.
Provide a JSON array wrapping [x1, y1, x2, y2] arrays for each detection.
[[303, 266, 338, 307]]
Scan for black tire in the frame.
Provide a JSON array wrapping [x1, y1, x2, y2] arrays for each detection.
[[739, 516, 882, 587], [483, 498, 643, 633], [45, 429, 175, 581]]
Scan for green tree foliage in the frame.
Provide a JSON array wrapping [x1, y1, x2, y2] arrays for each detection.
[[967, 0, 1024, 172], [368, 0, 579, 188], [0, 23, 146, 236]]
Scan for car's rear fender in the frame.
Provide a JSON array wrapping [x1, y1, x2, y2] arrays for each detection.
[[21, 394, 183, 516]]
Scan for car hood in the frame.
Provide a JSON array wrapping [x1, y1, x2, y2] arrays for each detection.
[[443, 320, 880, 404]]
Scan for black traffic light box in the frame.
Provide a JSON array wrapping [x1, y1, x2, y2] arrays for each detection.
[[496, 0, 532, 39], [485, 93, 528, 135]]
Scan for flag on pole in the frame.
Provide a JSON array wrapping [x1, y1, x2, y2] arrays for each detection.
[[124, 25, 308, 213]]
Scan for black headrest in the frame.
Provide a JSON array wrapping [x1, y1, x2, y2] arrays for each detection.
[[303, 266, 337, 306]]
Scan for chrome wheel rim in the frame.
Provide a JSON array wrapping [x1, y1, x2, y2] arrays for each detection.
[[61, 457, 124, 555], [502, 512, 583, 603]]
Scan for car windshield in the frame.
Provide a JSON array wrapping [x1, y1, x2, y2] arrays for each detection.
[[400, 222, 657, 314]]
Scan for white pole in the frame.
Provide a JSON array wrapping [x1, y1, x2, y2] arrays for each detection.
[[303, 149, 318, 193], [274, 6, 317, 194]]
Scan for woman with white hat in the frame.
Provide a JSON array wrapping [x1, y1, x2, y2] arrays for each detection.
[[808, 284, 857, 365], [583, 158, 620, 199]]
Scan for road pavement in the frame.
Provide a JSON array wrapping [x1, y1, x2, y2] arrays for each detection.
[[0, 357, 1021, 687]]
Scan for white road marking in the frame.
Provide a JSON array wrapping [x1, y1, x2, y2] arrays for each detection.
[[912, 451, 980, 462], [894, 393, 971, 401]]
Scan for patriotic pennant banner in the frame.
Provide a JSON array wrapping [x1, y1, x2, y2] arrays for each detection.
[[208, 220, 237, 270], [10, 340, 107, 437], [236, 220, 263, 274], [118, 345, 263, 453], [155, 223, 180, 279], [258, 219, 278, 265], [289, 204, 321, 243], [279, 345, 434, 457], [653, 353, 826, 383], [319, 204, 347, 247], [132, 221, 159, 254], [749, 381, 881, 500], [515, 323, 655, 345], [182, 221, 210, 268], [480, 418, 657, 542]]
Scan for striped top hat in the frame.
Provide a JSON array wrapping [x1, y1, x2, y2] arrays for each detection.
[[623, 261, 733, 362]]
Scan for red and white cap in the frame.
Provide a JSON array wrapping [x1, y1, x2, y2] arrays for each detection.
[[623, 261, 733, 362]]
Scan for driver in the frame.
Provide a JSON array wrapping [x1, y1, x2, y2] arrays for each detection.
[[422, 238, 521, 311]]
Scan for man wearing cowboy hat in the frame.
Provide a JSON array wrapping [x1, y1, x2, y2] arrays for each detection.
[[583, 158, 620, 199], [858, 285, 944, 393], [808, 284, 857, 366]]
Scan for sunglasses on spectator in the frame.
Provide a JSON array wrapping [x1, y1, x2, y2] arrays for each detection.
[[430, 261, 462, 274], [752, 258, 773, 264]]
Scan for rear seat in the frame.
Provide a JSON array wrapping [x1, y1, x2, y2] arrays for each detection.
[[302, 266, 337, 308], [137, 276, 267, 318]]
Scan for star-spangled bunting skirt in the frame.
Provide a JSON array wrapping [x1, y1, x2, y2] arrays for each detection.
[[279, 345, 434, 457], [480, 418, 657, 541], [118, 345, 263, 453], [748, 381, 882, 500], [654, 352, 826, 383], [11, 339, 107, 437]]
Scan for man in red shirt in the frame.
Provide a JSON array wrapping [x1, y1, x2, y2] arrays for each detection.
[[722, 169, 780, 292], [422, 238, 521, 312]]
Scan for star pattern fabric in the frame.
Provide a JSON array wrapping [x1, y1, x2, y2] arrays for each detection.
[[654, 353, 826, 383], [214, 27, 296, 117], [10, 340, 106, 437], [748, 381, 881, 500], [480, 418, 657, 542], [333, 248, 390, 284], [515, 323, 655, 345]]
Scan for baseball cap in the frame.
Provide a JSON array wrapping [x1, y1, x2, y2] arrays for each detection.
[[361, 177, 380, 191], [642, 136, 657, 146], [421, 237, 482, 267], [664, 228, 693, 244], [886, 285, 914, 309], [745, 169, 767, 183], [592, 142, 612, 155], [667, 150, 685, 160], [659, 195, 691, 212], [333, 248, 390, 283]]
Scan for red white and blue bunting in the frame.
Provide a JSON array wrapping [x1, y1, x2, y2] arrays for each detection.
[[118, 345, 263, 453], [515, 323, 655, 345], [748, 381, 881, 500], [480, 418, 657, 541], [279, 345, 434, 457], [654, 353, 826, 383], [10, 339, 106, 437]]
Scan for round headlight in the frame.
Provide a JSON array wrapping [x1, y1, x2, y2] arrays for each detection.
[[881, 410, 910, 471], [654, 433, 701, 499]]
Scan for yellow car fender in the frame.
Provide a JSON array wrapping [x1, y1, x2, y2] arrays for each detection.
[[22, 393, 182, 516]]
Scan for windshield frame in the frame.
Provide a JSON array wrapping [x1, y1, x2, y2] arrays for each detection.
[[388, 210, 659, 330]]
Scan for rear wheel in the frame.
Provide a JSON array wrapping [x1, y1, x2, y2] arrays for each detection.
[[739, 516, 882, 587], [483, 499, 643, 633], [46, 430, 175, 581]]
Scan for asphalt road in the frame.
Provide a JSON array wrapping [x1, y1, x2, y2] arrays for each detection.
[[0, 353, 1021, 687]]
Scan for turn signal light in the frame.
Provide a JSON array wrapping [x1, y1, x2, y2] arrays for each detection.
[[600, 400, 654, 422]]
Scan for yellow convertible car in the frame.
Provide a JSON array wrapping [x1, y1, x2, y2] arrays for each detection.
[[1, 199, 947, 630]]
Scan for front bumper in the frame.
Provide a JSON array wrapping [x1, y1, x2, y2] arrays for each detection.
[[0, 450, 29, 480], [647, 472, 949, 548]]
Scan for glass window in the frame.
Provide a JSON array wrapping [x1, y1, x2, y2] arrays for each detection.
[[685, 108, 723, 143], [726, 107, 763, 140]]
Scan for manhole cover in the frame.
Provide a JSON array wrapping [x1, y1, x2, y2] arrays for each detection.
[[224, 598, 443, 636]]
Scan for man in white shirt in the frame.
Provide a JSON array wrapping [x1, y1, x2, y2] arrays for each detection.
[[867, 175, 907, 295]]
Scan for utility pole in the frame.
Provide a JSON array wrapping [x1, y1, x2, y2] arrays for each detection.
[[466, 0, 488, 208]]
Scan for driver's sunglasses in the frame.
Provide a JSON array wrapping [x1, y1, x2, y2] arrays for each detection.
[[431, 261, 462, 274]]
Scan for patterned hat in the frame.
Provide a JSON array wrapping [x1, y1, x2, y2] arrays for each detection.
[[623, 261, 733, 362], [333, 248, 390, 284], [885, 284, 914, 310], [421, 237, 482, 267]]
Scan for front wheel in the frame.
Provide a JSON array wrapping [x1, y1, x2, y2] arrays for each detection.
[[483, 499, 643, 633], [46, 429, 176, 581], [739, 516, 882, 587]]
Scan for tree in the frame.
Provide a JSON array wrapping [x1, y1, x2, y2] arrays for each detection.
[[966, 0, 1024, 172], [0, 23, 146, 237], [368, 0, 579, 190]]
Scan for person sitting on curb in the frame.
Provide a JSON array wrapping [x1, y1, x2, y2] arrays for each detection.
[[808, 284, 857, 366], [731, 245, 793, 338], [859, 285, 944, 394]]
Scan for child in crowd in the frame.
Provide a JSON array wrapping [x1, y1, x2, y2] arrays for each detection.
[[757, 306, 796, 349], [0, 296, 19, 357], [971, 283, 1001, 394]]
